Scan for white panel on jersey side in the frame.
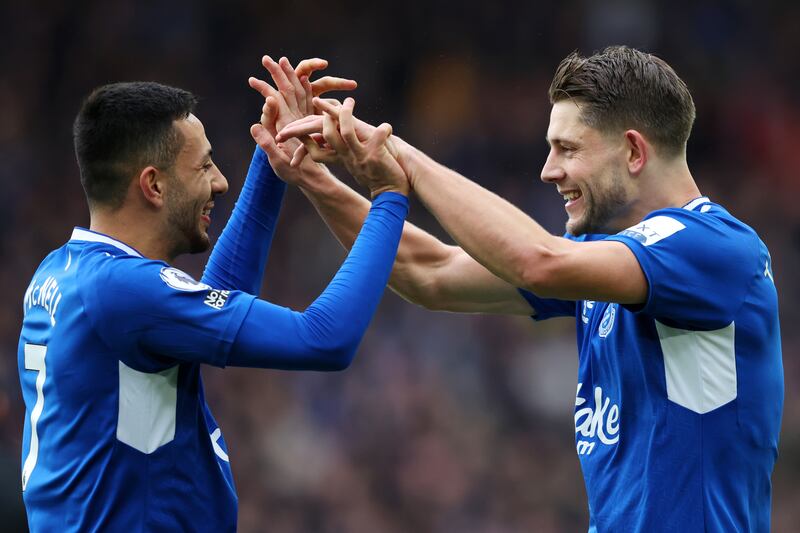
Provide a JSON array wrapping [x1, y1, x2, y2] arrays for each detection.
[[656, 321, 736, 414], [117, 361, 178, 454]]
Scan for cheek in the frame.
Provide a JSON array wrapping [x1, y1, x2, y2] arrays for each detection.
[[568, 157, 593, 180]]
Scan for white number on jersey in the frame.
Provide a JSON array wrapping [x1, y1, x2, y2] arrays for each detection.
[[22, 343, 47, 491]]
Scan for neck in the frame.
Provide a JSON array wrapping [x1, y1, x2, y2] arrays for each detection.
[[614, 157, 701, 230], [89, 207, 175, 263]]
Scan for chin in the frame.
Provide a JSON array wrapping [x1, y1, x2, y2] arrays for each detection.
[[191, 237, 211, 254], [186, 229, 211, 255], [566, 218, 587, 237]]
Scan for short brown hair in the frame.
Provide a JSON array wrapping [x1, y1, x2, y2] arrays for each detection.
[[549, 46, 695, 157]]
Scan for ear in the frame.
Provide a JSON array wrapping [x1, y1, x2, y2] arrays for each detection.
[[138, 166, 167, 208], [624, 130, 648, 176]]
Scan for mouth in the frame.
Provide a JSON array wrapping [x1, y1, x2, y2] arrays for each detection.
[[560, 189, 583, 208], [201, 203, 213, 224]]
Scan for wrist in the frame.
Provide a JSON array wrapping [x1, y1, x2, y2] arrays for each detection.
[[393, 138, 423, 189], [369, 184, 409, 200], [296, 163, 336, 194]]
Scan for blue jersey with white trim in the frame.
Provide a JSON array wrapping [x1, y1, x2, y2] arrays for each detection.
[[19, 229, 254, 532], [18, 189, 408, 532], [520, 198, 782, 532]]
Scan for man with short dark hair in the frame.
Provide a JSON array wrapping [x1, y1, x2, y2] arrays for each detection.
[[266, 46, 783, 531], [18, 64, 409, 531]]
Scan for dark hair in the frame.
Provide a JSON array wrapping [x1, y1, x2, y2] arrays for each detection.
[[73, 81, 198, 209], [549, 46, 695, 157]]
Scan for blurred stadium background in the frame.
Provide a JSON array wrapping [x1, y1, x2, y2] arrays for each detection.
[[1, 1, 798, 531]]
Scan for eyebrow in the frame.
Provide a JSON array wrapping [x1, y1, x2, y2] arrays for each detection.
[[546, 137, 576, 147], [198, 148, 213, 165]]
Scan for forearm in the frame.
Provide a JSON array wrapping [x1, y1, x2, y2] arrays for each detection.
[[297, 164, 366, 250], [227, 192, 409, 370], [396, 140, 562, 291], [297, 165, 450, 307], [202, 146, 286, 293]]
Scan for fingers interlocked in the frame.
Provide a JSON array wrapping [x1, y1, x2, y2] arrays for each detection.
[[286, 97, 408, 197]]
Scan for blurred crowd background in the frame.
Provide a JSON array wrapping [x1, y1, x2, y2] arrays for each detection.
[[1, 1, 798, 531]]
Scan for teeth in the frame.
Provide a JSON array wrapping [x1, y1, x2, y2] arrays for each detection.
[[563, 191, 581, 201]]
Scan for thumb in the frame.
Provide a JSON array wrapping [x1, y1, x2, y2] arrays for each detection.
[[250, 124, 290, 165], [250, 123, 273, 148]]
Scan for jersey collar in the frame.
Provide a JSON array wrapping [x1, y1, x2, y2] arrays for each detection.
[[682, 196, 710, 211], [70, 227, 143, 257]]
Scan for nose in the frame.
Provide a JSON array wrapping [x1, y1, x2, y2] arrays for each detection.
[[540, 149, 564, 184], [212, 168, 229, 196]]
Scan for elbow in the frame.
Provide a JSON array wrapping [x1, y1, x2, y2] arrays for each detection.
[[314, 339, 359, 371], [395, 282, 451, 312], [516, 245, 562, 298], [417, 293, 455, 312], [327, 347, 356, 371], [298, 309, 362, 371], [391, 266, 455, 312], [398, 287, 442, 311]]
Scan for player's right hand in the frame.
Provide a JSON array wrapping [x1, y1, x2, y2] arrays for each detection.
[[249, 56, 356, 187], [249, 56, 357, 131], [284, 97, 409, 198]]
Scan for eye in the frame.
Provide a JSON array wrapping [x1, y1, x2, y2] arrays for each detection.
[[201, 162, 213, 172]]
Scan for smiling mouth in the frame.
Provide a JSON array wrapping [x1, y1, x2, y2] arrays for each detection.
[[561, 190, 583, 206], [200, 204, 213, 225]]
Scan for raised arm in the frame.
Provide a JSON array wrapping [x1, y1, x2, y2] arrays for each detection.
[[230, 104, 412, 370], [251, 60, 532, 315], [201, 146, 284, 294], [202, 56, 357, 295], [112, 192, 410, 372], [289, 165, 532, 314], [396, 142, 646, 303], [279, 100, 647, 305], [228, 192, 409, 370]]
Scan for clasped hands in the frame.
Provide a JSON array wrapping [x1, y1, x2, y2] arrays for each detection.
[[248, 56, 411, 199]]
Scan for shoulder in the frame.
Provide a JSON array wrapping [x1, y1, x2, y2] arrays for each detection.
[[78, 247, 213, 317], [607, 201, 763, 326], [614, 202, 760, 260], [80, 247, 161, 289]]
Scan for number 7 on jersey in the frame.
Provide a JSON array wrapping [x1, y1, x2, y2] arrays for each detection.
[[22, 343, 47, 491]]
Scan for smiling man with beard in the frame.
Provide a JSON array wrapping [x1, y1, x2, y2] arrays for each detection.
[[160, 114, 221, 256], [17, 72, 410, 532]]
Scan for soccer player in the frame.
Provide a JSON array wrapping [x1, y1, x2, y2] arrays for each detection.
[[17, 66, 409, 530], [269, 47, 783, 531]]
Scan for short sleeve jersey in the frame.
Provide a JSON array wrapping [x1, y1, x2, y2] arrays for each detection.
[[520, 198, 783, 532], [18, 228, 256, 532]]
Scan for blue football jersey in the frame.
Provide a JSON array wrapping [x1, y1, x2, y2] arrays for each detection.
[[19, 228, 256, 532], [520, 197, 783, 532]]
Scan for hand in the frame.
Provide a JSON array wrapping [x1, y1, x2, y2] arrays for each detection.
[[248, 56, 356, 186], [282, 97, 409, 198], [250, 95, 303, 182], [249, 56, 357, 131]]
